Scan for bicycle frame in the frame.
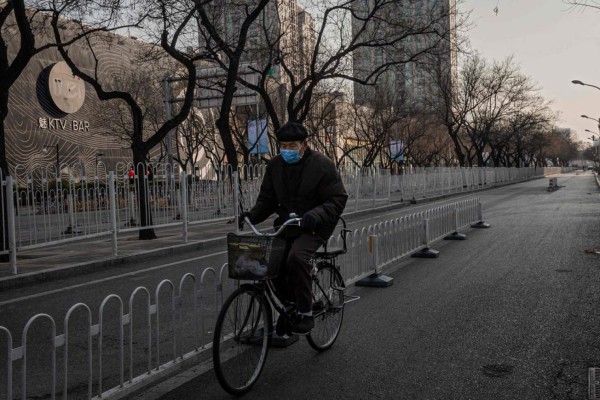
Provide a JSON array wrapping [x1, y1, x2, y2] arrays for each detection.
[[214, 216, 352, 394], [236, 215, 350, 325]]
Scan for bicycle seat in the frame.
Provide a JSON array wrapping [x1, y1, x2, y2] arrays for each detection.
[[315, 246, 346, 257]]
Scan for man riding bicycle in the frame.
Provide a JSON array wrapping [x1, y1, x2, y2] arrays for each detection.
[[240, 122, 348, 335]]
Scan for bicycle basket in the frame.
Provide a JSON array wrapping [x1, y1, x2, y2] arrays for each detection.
[[227, 233, 286, 280]]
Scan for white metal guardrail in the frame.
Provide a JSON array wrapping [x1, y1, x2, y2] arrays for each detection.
[[0, 198, 487, 399], [3, 164, 568, 274], [391, 166, 573, 201]]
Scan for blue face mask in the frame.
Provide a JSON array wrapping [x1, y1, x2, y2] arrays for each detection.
[[280, 149, 302, 164]]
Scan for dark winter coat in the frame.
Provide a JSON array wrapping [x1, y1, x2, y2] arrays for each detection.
[[248, 148, 348, 241]]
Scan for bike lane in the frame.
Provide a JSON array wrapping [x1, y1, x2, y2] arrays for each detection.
[[140, 173, 600, 400]]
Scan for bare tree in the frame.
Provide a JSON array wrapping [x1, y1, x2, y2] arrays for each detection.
[[563, 0, 600, 11], [1, 0, 35, 177], [174, 108, 222, 172], [194, 0, 272, 170], [487, 103, 555, 167], [48, 0, 207, 239], [195, 0, 461, 164], [461, 57, 538, 166], [543, 127, 579, 166]]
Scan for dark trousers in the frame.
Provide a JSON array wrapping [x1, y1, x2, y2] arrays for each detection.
[[273, 233, 323, 313]]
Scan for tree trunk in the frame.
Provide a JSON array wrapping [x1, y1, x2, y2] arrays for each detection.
[[133, 147, 156, 240], [446, 125, 466, 167]]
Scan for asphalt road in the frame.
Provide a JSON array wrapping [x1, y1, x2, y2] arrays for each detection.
[[1, 172, 598, 399], [151, 172, 600, 400]]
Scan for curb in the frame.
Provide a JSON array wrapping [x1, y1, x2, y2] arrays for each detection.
[[0, 236, 225, 291]]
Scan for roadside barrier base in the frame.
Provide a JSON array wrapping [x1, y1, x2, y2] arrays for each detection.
[[356, 273, 394, 287], [471, 221, 491, 229], [444, 232, 467, 240], [411, 248, 440, 258]]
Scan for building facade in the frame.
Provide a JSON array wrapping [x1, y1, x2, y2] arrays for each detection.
[[352, 0, 457, 111], [4, 26, 167, 177]]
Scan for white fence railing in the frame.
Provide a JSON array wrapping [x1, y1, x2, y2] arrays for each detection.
[[0, 198, 486, 400], [391, 166, 572, 201], [3, 164, 568, 274]]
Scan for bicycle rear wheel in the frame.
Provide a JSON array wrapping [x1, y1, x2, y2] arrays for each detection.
[[307, 263, 345, 351], [213, 284, 272, 395]]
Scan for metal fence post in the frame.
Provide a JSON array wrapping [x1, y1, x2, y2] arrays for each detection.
[[6, 176, 17, 274], [411, 217, 440, 258], [181, 172, 188, 242], [354, 171, 361, 212], [128, 191, 136, 226], [356, 234, 393, 287], [65, 192, 77, 234], [372, 173, 377, 209], [445, 205, 467, 240], [387, 170, 392, 205], [471, 199, 491, 229], [109, 172, 118, 256], [233, 171, 240, 234]]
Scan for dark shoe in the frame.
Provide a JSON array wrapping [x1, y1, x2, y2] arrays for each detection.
[[312, 300, 325, 313], [275, 313, 291, 336], [292, 315, 314, 334]]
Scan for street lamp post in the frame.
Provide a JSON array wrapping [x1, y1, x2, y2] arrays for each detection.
[[572, 79, 600, 144], [572, 80, 600, 91], [581, 115, 600, 139]]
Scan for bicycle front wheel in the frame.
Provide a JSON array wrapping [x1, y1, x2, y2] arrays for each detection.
[[213, 284, 272, 395], [307, 263, 345, 351]]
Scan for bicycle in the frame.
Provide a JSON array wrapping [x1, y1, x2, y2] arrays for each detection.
[[212, 215, 354, 395]]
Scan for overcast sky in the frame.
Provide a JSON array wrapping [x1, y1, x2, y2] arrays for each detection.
[[459, 0, 600, 144]]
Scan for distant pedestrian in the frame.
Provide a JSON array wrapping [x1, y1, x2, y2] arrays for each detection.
[[128, 167, 135, 186], [147, 164, 154, 182]]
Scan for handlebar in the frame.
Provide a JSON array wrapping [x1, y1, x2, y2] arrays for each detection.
[[243, 216, 301, 237], [241, 215, 350, 255]]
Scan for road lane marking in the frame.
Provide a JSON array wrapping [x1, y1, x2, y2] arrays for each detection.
[[0, 250, 227, 307]]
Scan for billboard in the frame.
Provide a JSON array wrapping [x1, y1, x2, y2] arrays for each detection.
[[390, 140, 404, 162], [248, 119, 269, 155]]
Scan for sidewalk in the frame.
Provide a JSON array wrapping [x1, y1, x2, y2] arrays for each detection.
[[0, 223, 227, 288]]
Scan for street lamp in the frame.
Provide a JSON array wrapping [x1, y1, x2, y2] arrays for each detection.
[[581, 114, 600, 122], [42, 144, 60, 178], [572, 80, 600, 91], [581, 115, 600, 136]]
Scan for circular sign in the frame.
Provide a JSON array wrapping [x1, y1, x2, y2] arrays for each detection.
[[47, 61, 85, 114]]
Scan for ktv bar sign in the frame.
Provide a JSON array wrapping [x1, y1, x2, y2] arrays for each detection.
[[38, 117, 89, 132], [38, 61, 90, 131]]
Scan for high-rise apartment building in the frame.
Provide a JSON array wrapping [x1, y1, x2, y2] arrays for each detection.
[[297, 6, 316, 82], [352, 0, 457, 111], [204, 0, 306, 78]]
